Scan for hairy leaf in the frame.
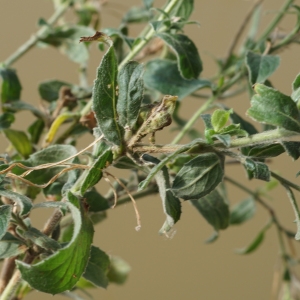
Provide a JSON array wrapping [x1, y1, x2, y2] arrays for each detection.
[[38, 80, 72, 102], [167, 0, 194, 20], [12, 144, 77, 185], [247, 143, 285, 158], [156, 33, 202, 79], [80, 149, 113, 195], [246, 51, 280, 84], [171, 152, 224, 200], [236, 222, 271, 254], [292, 72, 300, 103], [139, 140, 205, 190], [243, 158, 270, 181], [117, 61, 144, 130], [3, 129, 32, 158], [191, 188, 229, 231], [142, 154, 181, 234], [107, 256, 131, 285], [92, 37, 123, 146], [17, 192, 94, 294], [0, 67, 22, 105], [0, 232, 27, 259], [83, 245, 110, 288], [229, 109, 258, 135], [144, 59, 210, 100], [0, 205, 12, 240], [281, 141, 300, 160], [23, 227, 61, 251], [0, 189, 32, 216], [3, 100, 44, 119], [84, 190, 110, 212], [28, 119, 45, 144], [247, 84, 300, 132], [0, 112, 15, 130], [230, 198, 256, 225], [211, 109, 231, 132]]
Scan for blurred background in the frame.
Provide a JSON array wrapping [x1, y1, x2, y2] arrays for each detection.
[[1, 0, 300, 299]]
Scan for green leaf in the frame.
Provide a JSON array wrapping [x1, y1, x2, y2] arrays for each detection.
[[107, 256, 131, 285], [113, 156, 140, 169], [212, 134, 231, 147], [236, 222, 271, 254], [38, 80, 72, 102], [171, 152, 224, 200], [0, 113, 15, 130], [39, 25, 94, 64], [12, 144, 77, 185], [92, 38, 123, 146], [17, 191, 94, 294], [144, 59, 210, 100], [230, 198, 256, 225], [84, 190, 110, 212], [3, 129, 32, 158], [117, 61, 144, 130], [80, 149, 113, 195], [143, 0, 154, 9], [245, 51, 280, 84], [23, 227, 61, 251], [243, 158, 270, 181], [211, 109, 232, 132], [0, 232, 27, 259], [0, 189, 32, 216], [138, 140, 205, 190], [3, 100, 44, 119], [281, 141, 300, 160], [228, 109, 258, 135], [247, 143, 285, 158], [247, 84, 300, 132], [122, 6, 152, 23], [0, 205, 12, 240], [190, 188, 229, 231], [28, 119, 45, 144], [83, 245, 110, 288], [156, 33, 202, 79], [205, 231, 219, 244], [0, 68, 22, 105], [167, 0, 194, 20], [142, 154, 181, 234], [291, 72, 300, 103]]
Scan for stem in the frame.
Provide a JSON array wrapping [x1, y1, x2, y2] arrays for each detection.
[[223, 0, 265, 68], [0, 258, 16, 295], [258, 0, 294, 43], [224, 176, 295, 238], [171, 95, 216, 144], [216, 128, 300, 149], [118, 0, 181, 70], [271, 172, 300, 192], [3, 1, 72, 67]]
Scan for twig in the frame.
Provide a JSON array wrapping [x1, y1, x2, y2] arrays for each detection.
[[0, 257, 16, 295], [223, 0, 265, 68], [3, 1, 73, 67]]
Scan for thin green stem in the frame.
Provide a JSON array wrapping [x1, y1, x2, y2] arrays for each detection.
[[271, 172, 300, 192], [258, 0, 294, 43], [3, 1, 72, 67], [216, 128, 300, 149], [118, 0, 181, 70], [224, 176, 295, 238], [171, 95, 216, 144]]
